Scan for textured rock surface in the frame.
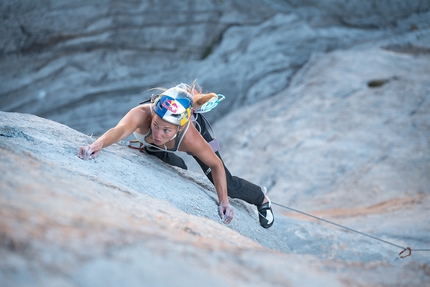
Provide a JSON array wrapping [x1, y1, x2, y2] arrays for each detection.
[[212, 47, 430, 263], [1, 1, 430, 286], [215, 47, 430, 210], [1, 111, 429, 287], [1, 0, 429, 134]]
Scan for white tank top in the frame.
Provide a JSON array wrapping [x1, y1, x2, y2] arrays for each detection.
[[132, 121, 190, 153]]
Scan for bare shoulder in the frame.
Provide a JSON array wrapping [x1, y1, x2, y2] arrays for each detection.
[[129, 104, 151, 122], [130, 104, 151, 117], [180, 124, 210, 154], [118, 104, 152, 131], [180, 123, 221, 168]]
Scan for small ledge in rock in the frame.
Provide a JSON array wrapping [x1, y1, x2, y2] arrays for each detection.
[[0, 126, 34, 141]]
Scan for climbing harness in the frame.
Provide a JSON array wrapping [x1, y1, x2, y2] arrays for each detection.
[[272, 201, 430, 260]]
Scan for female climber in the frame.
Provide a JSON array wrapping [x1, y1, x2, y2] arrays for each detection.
[[77, 81, 274, 228]]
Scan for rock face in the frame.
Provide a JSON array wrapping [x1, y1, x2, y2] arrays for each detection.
[[1, 0, 429, 134], [211, 46, 430, 268], [1, 1, 430, 286], [1, 111, 429, 287], [215, 47, 430, 211]]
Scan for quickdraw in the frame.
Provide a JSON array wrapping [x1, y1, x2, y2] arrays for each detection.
[[128, 140, 145, 151]]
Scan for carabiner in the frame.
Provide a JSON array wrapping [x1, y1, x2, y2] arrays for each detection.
[[399, 247, 412, 258]]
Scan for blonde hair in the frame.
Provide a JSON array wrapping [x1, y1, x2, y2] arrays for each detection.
[[189, 80, 217, 109]]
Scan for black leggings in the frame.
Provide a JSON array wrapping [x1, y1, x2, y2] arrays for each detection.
[[145, 115, 265, 206]]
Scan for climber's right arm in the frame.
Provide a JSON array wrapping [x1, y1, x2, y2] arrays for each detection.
[[77, 105, 150, 160]]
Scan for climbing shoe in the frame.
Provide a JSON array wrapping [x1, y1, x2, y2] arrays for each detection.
[[257, 195, 274, 229]]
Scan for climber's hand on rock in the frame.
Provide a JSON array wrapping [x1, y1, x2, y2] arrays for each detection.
[[219, 201, 234, 224]]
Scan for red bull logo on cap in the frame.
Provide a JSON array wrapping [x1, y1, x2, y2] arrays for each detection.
[[162, 99, 179, 113]]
